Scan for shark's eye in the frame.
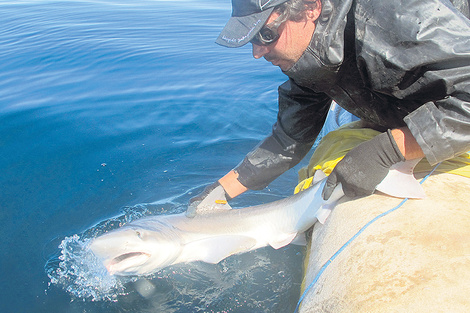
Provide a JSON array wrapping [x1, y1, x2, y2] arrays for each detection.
[[136, 231, 142, 238]]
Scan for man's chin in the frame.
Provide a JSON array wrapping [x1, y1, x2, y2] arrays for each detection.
[[266, 57, 293, 71], [271, 61, 291, 72], [279, 63, 294, 72]]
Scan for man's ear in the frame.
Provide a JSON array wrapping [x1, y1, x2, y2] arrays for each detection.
[[306, 0, 322, 22]]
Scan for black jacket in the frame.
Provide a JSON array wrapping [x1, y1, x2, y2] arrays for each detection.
[[236, 0, 470, 190]]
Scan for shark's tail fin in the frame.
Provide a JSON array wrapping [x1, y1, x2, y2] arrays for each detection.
[[375, 158, 426, 199]]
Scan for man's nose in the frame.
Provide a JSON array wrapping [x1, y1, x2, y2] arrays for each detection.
[[252, 43, 269, 59]]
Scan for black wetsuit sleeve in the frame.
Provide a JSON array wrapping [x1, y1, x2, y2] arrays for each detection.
[[234, 79, 331, 190], [353, 0, 470, 165]]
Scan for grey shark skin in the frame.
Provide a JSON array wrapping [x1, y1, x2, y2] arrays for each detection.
[[90, 160, 425, 276]]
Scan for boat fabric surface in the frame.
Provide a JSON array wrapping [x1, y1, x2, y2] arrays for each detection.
[[295, 122, 470, 312]]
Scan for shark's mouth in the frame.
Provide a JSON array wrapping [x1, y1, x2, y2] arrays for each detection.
[[106, 252, 151, 275], [113, 252, 147, 263]]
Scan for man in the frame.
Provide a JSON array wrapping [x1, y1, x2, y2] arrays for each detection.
[[188, 0, 470, 215]]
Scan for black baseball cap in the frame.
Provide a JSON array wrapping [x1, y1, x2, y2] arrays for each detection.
[[216, 0, 289, 48]]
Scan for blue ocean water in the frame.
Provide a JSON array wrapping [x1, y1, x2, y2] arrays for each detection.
[[0, 1, 315, 312]]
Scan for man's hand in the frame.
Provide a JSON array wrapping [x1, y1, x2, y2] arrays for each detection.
[[186, 182, 231, 218], [186, 171, 248, 218], [322, 130, 406, 200]]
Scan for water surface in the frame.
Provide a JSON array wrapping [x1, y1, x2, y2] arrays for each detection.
[[0, 1, 312, 312]]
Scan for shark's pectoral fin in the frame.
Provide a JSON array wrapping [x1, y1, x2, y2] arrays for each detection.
[[187, 235, 257, 264], [376, 159, 426, 199], [290, 233, 308, 246], [269, 233, 298, 249]]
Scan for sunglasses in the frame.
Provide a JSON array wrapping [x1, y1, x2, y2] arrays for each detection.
[[251, 20, 282, 46]]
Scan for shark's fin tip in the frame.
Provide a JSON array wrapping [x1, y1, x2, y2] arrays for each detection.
[[312, 170, 327, 185], [269, 233, 298, 249], [376, 159, 426, 199]]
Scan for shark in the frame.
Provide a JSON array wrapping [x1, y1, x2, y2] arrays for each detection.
[[89, 159, 425, 276]]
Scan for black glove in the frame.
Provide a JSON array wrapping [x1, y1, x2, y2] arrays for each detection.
[[186, 182, 232, 218], [322, 130, 405, 200]]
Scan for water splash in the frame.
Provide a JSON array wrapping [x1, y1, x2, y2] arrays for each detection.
[[45, 204, 158, 301], [46, 234, 127, 301]]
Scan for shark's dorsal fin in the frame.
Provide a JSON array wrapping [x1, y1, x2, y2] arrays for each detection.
[[195, 185, 233, 214], [376, 158, 426, 199]]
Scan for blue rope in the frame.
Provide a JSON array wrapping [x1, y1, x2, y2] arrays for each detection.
[[294, 163, 441, 313]]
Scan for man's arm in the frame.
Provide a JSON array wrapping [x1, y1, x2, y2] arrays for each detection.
[[390, 127, 425, 160], [355, 0, 470, 164], [220, 127, 423, 199], [187, 80, 332, 216], [219, 170, 247, 198], [217, 80, 334, 197], [186, 122, 316, 217]]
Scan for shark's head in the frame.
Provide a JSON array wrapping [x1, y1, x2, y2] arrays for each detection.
[[89, 221, 182, 276]]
